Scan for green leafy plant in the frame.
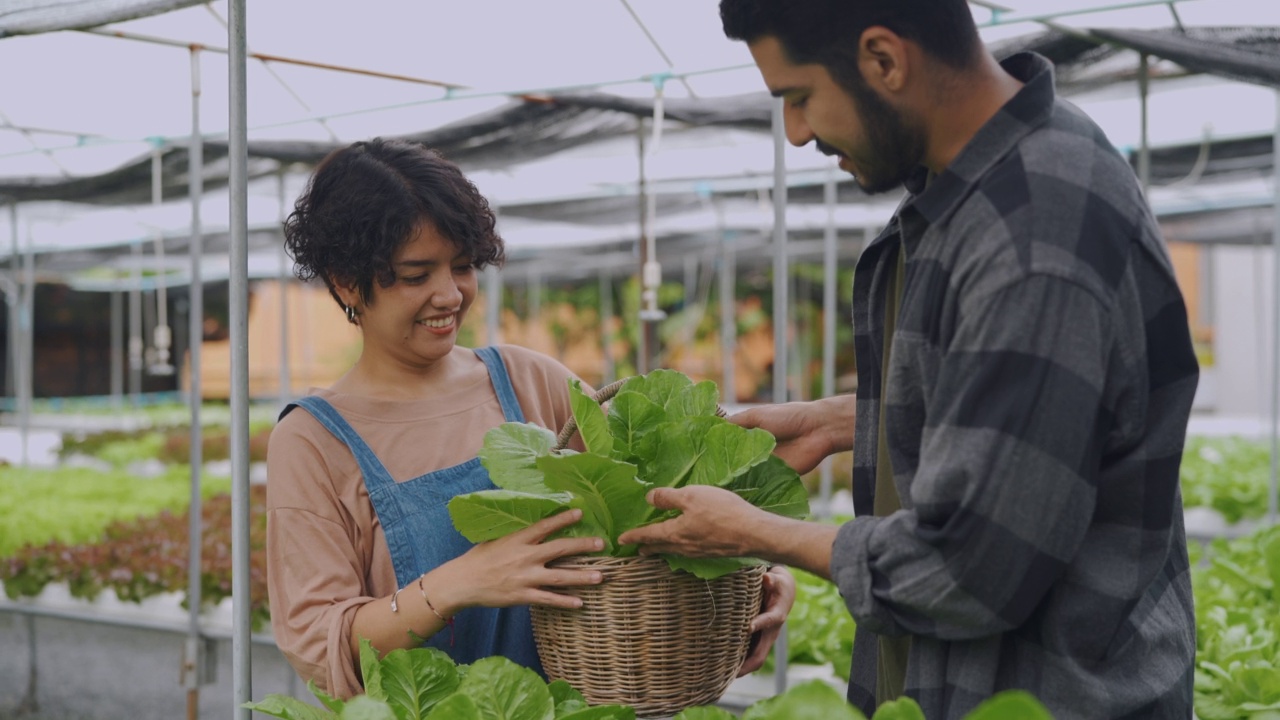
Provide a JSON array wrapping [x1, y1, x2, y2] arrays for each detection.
[[247, 644, 1053, 720], [0, 465, 230, 557], [1180, 437, 1272, 524], [1191, 525, 1280, 719], [245, 638, 636, 720], [670, 680, 1052, 719], [757, 567, 856, 681], [448, 370, 809, 579], [1, 487, 268, 628]]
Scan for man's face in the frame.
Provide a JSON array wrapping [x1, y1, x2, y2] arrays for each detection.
[[748, 35, 925, 194]]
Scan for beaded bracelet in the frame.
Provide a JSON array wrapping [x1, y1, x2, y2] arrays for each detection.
[[390, 585, 405, 613]]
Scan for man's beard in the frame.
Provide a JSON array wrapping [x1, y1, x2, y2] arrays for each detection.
[[830, 70, 927, 195]]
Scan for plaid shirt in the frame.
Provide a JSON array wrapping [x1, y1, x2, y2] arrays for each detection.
[[829, 53, 1199, 720]]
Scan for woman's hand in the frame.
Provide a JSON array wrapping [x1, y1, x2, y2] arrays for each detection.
[[730, 395, 855, 476], [439, 508, 603, 612], [739, 565, 797, 676]]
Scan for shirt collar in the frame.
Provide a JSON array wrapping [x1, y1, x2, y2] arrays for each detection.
[[907, 52, 1058, 226]]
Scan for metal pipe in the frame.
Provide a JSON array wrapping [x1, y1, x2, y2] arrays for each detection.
[[718, 202, 736, 405], [485, 266, 502, 345], [819, 171, 838, 519], [110, 290, 122, 409], [1263, 102, 1280, 523], [227, 1, 252, 714], [6, 203, 16, 407], [78, 27, 466, 90], [185, 46, 205, 719], [529, 270, 542, 322], [152, 145, 173, 376], [129, 240, 143, 405], [20, 218, 32, 467], [975, 0, 1198, 28], [636, 119, 652, 374], [770, 96, 789, 693], [1138, 54, 1152, 194], [600, 273, 615, 385], [278, 168, 292, 408]]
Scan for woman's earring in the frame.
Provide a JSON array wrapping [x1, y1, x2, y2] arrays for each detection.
[[345, 304, 360, 325]]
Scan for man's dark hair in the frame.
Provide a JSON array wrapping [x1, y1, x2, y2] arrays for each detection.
[[720, 0, 982, 72], [284, 138, 504, 311]]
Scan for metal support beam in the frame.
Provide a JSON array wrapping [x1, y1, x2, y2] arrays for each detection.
[[110, 290, 122, 409], [183, 45, 206, 720], [152, 145, 174, 378], [600, 274, 616, 385], [770, 96, 790, 694], [1138, 54, 1152, 195], [227, 0, 252, 715], [6, 203, 16, 406], [1270, 89, 1280, 527], [718, 203, 736, 406], [485, 265, 502, 345], [19, 212, 32, 466], [818, 171, 838, 519], [129, 240, 143, 405], [278, 168, 292, 408]]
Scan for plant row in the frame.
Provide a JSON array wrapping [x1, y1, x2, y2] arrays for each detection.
[[0, 484, 269, 629], [246, 638, 1050, 720]]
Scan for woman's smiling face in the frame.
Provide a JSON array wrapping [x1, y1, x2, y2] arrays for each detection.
[[355, 221, 478, 368]]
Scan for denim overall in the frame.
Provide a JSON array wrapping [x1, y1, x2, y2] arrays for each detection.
[[283, 346, 543, 672]]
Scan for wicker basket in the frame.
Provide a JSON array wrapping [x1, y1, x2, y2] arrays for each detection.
[[531, 556, 766, 717], [533, 378, 762, 717]]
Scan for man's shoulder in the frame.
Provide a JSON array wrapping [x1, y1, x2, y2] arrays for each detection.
[[949, 101, 1161, 299]]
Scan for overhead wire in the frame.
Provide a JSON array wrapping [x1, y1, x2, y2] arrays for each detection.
[[201, 3, 341, 142]]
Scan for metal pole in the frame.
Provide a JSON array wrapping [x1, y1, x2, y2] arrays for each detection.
[[1138, 54, 1151, 195], [110, 290, 122, 409], [485, 265, 502, 345], [770, 96, 789, 693], [529, 270, 542, 323], [184, 46, 205, 720], [129, 240, 143, 405], [227, 1, 252, 713], [636, 119, 652, 374], [152, 145, 173, 376], [718, 203, 736, 405], [599, 273, 615, 385], [819, 171, 838, 519], [1270, 89, 1280, 527], [278, 168, 292, 408], [683, 254, 697, 308], [20, 219, 32, 467], [6, 203, 16, 408]]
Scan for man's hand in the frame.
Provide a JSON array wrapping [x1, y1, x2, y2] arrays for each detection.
[[730, 395, 855, 475], [617, 486, 770, 558], [739, 565, 796, 676]]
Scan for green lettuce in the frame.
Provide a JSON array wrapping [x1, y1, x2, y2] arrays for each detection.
[[448, 369, 810, 579]]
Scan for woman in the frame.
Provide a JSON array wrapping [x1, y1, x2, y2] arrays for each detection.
[[267, 138, 605, 697], [267, 138, 792, 698]]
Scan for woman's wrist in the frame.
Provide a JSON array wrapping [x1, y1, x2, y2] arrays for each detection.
[[420, 562, 468, 617]]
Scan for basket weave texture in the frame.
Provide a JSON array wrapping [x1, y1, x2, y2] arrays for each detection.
[[531, 555, 765, 718]]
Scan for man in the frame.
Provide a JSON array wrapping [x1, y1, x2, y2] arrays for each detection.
[[617, 1, 1199, 718]]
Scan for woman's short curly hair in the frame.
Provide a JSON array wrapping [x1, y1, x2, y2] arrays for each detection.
[[283, 138, 505, 311]]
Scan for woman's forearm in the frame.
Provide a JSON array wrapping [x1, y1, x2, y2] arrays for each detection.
[[347, 563, 466, 668]]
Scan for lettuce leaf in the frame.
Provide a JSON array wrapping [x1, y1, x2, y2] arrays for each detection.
[[478, 423, 558, 494], [448, 491, 573, 543]]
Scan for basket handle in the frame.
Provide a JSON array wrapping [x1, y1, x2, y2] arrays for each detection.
[[552, 377, 727, 451]]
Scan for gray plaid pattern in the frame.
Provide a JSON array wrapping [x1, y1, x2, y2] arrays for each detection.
[[828, 53, 1198, 720]]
